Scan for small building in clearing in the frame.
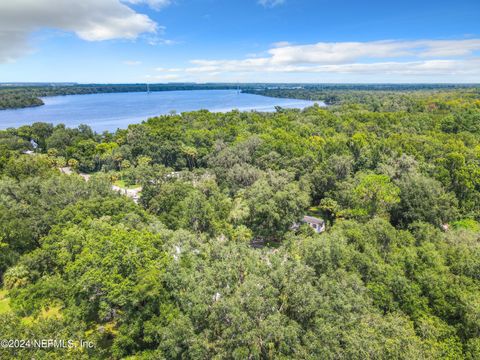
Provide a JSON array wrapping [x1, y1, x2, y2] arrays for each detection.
[[302, 216, 325, 233]]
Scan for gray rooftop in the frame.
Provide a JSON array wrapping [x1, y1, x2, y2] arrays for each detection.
[[303, 216, 325, 225]]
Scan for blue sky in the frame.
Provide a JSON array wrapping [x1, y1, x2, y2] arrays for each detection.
[[0, 0, 479, 83]]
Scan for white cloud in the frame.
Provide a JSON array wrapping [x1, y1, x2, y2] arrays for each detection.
[[0, 31, 32, 63], [155, 39, 480, 82], [278, 59, 480, 76], [155, 67, 182, 72], [0, 0, 162, 63], [266, 39, 480, 65], [258, 0, 285, 8], [123, 0, 171, 11], [158, 74, 181, 80], [271, 41, 291, 48], [147, 73, 182, 81], [147, 36, 178, 46], [123, 60, 142, 65]]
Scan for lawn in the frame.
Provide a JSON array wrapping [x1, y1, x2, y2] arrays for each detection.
[[113, 179, 140, 189], [306, 206, 323, 217]]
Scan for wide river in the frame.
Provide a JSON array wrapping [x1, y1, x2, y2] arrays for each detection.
[[0, 90, 320, 132]]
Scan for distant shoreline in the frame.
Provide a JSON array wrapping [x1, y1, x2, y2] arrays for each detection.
[[1, 83, 478, 111], [0, 90, 318, 132]]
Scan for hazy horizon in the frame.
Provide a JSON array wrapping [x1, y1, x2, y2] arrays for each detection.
[[2, 82, 480, 86]]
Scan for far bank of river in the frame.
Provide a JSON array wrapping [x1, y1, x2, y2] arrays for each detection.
[[0, 90, 322, 132]]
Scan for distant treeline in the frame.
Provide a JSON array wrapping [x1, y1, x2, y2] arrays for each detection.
[[0, 83, 254, 110], [243, 84, 480, 111], [1, 82, 479, 110]]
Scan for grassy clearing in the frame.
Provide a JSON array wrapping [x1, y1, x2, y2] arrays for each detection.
[[21, 305, 62, 325], [41, 305, 62, 319], [0, 289, 62, 321], [113, 179, 139, 189], [0, 289, 11, 314], [307, 206, 323, 217]]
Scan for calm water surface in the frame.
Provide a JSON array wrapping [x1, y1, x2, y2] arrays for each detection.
[[0, 90, 320, 132]]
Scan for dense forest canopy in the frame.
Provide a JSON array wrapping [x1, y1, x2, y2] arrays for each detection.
[[0, 87, 479, 358]]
